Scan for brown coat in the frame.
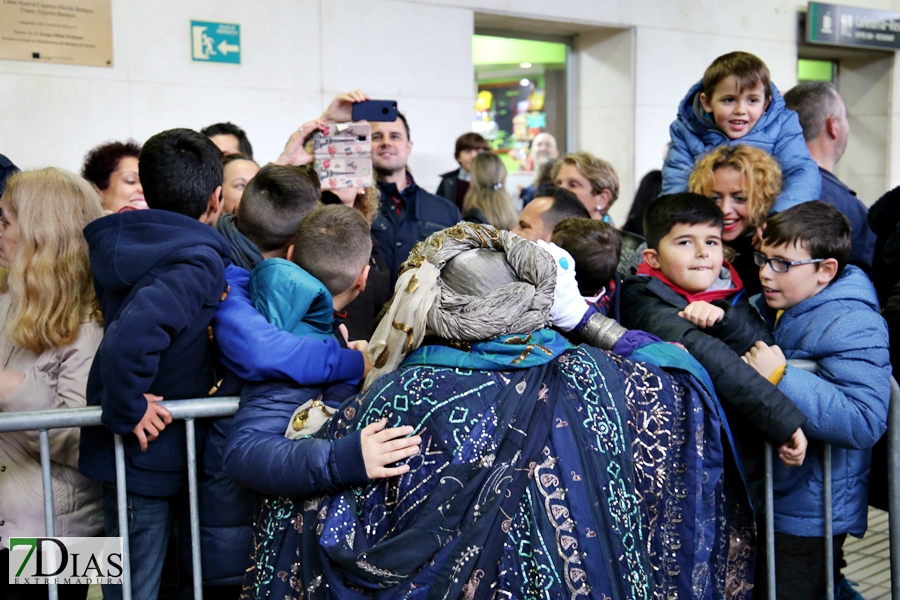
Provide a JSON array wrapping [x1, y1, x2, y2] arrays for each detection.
[[0, 292, 104, 548]]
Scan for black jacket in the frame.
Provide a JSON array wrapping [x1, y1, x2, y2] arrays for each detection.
[[436, 168, 460, 206], [866, 186, 900, 509], [0, 153, 18, 196], [374, 176, 461, 283], [620, 275, 807, 446]]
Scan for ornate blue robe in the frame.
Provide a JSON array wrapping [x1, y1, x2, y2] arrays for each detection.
[[242, 332, 754, 600]]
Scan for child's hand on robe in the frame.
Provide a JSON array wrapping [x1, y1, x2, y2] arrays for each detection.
[[360, 419, 421, 479]]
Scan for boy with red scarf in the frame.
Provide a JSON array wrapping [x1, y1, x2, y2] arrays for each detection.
[[620, 193, 807, 474]]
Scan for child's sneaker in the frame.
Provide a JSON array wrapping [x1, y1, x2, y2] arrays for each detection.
[[834, 577, 865, 600]]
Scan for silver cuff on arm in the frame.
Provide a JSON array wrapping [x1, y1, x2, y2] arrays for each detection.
[[581, 314, 627, 351]]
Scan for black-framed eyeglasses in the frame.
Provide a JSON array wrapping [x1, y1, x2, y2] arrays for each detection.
[[752, 252, 824, 273]]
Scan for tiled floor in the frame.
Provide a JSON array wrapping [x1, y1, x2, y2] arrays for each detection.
[[844, 507, 892, 600]]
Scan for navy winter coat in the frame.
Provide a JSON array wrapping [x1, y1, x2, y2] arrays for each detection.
[[222, 380, 368, 498], [79, 210, 232, 498], [374, 175, 461, 283], [662, 80, 821, 213], [754, 266, 891, 537]]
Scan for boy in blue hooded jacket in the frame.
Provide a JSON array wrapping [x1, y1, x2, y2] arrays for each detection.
[[685, 201, 890, 599], [222, 205, 421, 499], [662, 51, 820, 213]]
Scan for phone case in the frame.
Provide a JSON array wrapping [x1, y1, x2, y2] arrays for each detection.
[[307, 122, 372, 188]]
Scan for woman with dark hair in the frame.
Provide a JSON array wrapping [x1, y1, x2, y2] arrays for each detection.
[[81, 140, 147, 213], [221, 152, 259, 215], [622, 169, 662, 237]]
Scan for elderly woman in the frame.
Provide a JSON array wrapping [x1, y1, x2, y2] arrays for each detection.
[[553, 151, 619, 224], [237, 223, 754, 600], [689, 144, 782, 295], [0, 168, 106, 600], [82, 140, 147, 213]]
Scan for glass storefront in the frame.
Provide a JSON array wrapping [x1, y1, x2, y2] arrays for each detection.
[[472, 34, 567, 176]]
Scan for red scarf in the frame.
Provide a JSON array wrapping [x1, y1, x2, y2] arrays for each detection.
[[636, 261, 743, 303]]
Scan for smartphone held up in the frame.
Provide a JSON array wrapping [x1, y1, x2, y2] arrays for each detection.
[[306, 122, 372, 189]]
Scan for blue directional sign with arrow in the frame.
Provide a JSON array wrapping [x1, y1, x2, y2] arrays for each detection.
[[191, 20, 241, 64]]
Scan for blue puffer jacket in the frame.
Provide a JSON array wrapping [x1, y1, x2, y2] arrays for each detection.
[[754, 266, 891, 536], [662, 80, 821, 213], [221, 259, 368, 497]]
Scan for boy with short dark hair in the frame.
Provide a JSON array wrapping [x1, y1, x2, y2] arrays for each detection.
[[743, 201, 890, 600], [550, 217, 623, 321], [212, 163, 367, 387], [663, 51, 820, 212], [223, 205, 421, 498], [79, 128, 231, 600], [230, 163, 321, 261], [619, 193, 808, 472]]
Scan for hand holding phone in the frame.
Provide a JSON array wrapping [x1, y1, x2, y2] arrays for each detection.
[[321, 90, 370, 122], [352, 100, 398, 122]]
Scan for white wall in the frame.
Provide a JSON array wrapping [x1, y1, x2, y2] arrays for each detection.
[[3, 0, 900, 216]]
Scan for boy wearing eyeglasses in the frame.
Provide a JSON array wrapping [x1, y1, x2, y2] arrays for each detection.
[[740, 200, 890, 600]]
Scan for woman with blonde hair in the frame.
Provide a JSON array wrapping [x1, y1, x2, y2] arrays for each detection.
[[553, 151, 619, 223], [0, 167, 106, 600], [689, 144, 783, 295], [461, 151, 518, 231]]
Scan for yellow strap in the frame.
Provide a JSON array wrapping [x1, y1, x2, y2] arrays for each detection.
[[768, 364, 786, 385]]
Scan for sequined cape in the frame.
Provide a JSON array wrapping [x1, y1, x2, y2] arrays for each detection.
[[240, 332, 754, 600]]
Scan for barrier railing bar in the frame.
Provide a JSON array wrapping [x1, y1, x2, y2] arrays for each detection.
[[0, 398, 239, 434], [764, 440, 776, 600], [114, 433, 132, 600], [185, 419, 203, 600], [0, 400, 237, 598], [888, 376, 900, 600], [39, 428, 58, 600], [823, 444, 834, 600]]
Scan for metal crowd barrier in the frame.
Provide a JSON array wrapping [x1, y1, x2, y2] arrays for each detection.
[[3, 366, 900, 600], [0, 397, 239, 600], [764, 360, 900, 600]]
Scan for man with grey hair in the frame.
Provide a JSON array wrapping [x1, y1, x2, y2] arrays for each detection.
[[784, 81, 875, 271]]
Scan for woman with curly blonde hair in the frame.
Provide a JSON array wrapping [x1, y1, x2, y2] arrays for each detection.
[[462, 152, 518, 231], [0, 167, 105, 600], [689, 144, 782, 295]]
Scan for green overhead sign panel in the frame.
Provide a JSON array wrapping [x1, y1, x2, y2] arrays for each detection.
[[807, 2, 900, 50], [191, 20, 241, 64]]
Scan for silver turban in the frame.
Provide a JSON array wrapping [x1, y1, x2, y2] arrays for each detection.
[[364, 222, 556, 389]]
